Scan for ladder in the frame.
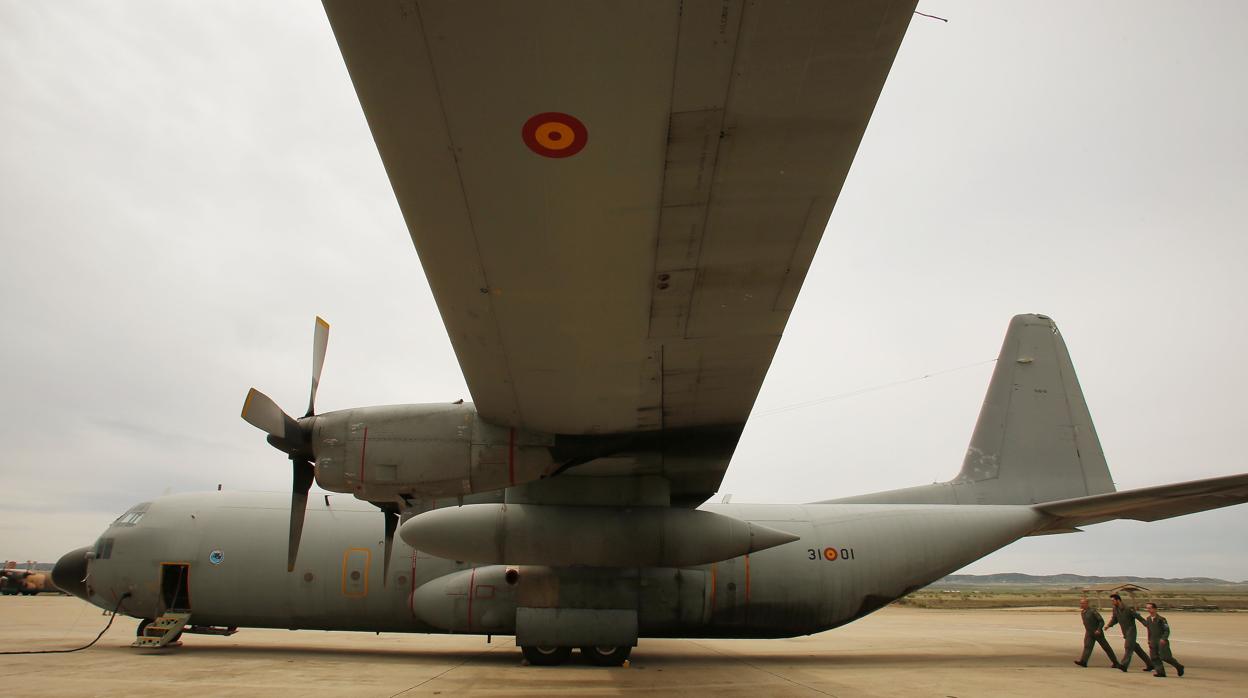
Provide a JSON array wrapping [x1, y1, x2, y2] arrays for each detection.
[[132, 612, 191, 649]]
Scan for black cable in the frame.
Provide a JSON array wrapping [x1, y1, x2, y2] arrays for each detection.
[[0, 593, 132, 655]]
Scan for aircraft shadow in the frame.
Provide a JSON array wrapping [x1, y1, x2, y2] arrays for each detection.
[[109, 642, 1055, 668]]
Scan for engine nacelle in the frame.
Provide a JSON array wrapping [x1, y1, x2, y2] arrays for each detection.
[[309, 402, 555, 501]]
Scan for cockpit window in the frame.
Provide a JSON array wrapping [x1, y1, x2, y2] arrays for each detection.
[[112, 502, 151, 527]]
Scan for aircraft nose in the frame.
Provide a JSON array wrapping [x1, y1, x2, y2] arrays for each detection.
[[52, 546, 91, 600]]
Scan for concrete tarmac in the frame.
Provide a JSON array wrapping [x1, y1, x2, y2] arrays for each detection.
[[2, 596, 1246, 696]]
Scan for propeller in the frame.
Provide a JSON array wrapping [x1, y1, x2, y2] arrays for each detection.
[[240, 317, 402, 579], [305, 316, 329, 418], [240, 317, 330, 572]]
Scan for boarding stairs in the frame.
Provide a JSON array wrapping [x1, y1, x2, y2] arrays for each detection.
[[132, 612, 191, 649]]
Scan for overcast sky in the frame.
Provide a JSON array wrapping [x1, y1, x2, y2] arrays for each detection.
[[2, 1, 1246, 579]]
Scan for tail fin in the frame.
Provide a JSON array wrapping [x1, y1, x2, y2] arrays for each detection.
[[821, 313, 1116, 506], [954, 313, 1115, 503]]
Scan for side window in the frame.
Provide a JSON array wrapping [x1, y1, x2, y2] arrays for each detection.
[[94, 537, 114, 560]]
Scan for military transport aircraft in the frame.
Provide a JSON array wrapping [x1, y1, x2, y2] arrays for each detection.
[[52, 1, 1248, 666], [1, 561, 57, 596]]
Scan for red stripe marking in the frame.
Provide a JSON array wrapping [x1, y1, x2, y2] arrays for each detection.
[[508, 427, 516, 486], [466, 567, 477, 632], [357, 426, 369, 486]]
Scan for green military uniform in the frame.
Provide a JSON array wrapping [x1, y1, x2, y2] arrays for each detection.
[[1105, 603, 1152, 670], [1077, 606, 1119, 666], [1142, 612, 1184, 677]]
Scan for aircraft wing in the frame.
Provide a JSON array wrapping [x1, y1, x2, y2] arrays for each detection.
[[1033, 472, 1248, 531], [323, 1, 916, 500]]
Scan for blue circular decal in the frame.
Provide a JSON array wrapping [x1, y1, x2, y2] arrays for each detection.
[[208, 549, 224, 565]]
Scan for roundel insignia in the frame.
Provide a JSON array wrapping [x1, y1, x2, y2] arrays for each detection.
[[823, 547, 838, 561], [522, 112, 588, 158], [209, 549, 224, 565]]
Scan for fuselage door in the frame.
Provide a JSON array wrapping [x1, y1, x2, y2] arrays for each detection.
[[160, 563, 191, 612]]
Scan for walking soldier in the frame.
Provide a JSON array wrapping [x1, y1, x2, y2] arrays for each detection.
[[1142, 603, 1185, 678], [1074, 598, 1120, 668], [1105, 593, 1152, 672]]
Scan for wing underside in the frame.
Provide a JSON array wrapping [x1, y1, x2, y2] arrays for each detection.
[[323, 1, 917, 500]]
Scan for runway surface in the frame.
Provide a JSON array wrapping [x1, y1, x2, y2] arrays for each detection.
[[2, 596, 1245, 696]]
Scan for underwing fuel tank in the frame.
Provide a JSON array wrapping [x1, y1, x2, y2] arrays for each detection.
[[399, 503, 800, 567]]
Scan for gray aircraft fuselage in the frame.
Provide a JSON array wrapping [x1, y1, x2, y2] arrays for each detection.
[[57, 314, 1248, 653], [68, 491, 1043, 639]]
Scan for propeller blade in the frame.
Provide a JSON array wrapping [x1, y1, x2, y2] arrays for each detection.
[[287, 459, 316, 573], [241, 388, 299, 440], [305, 316, 330, 418], [381, 508, 398, 587]]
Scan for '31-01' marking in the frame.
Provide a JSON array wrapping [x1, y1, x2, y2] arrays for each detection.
[[808, 547, 856, 561]]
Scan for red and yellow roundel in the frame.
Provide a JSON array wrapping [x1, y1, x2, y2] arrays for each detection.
[[522, 112, 588, 158], [823, 547, 839, 561]]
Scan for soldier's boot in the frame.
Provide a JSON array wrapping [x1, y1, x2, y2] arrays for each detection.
[[1176, 664, 1185, 677], [1135, 645, 1154, 670], [1073, 661, 1087, 668]]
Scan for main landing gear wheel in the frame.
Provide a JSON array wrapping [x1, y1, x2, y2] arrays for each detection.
[[580, 645, 631, 667], [521, 645, 573, 666]]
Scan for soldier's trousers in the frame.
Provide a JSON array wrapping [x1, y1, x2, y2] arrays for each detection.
[[1079, 632, 1119, 665], [1148, 641, 1183, 676], [1119, 637, 1151, 669]]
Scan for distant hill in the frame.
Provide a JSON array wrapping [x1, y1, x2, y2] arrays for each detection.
[[935, 573, 1246, 586]]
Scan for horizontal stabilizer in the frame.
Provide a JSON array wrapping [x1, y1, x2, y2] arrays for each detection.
[[1033, 472, 1248, 533]]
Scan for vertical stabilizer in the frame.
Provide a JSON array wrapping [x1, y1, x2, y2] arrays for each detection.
[[820, 314, 1116, 506], [954, 314, 1115, 503]]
